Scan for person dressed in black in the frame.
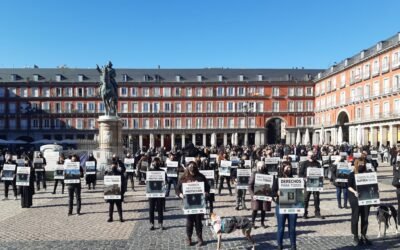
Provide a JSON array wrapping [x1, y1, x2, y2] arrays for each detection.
[[85, 153, 97, 190], [176, 161, 210, 247], [394, 150, 400, 225], [67, 155, 84, 216], [34, 153, 47, 191], [218, 153, 232, 196], [19, 157, 35, 208], [235, 156, 249, 210], [124, 153, 135, 191], [2, 156, 17, 200], [348, 155, 372, 246], [330, 155, 349, 209], [112, 154, 126, 202], [53, 155, 65, 194], [299, 150, 325, 219], [105, 161, 124, 222], [148, 157, 166, 230]]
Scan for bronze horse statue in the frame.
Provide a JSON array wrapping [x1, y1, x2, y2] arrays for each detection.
[[97, 63, 118, 116]]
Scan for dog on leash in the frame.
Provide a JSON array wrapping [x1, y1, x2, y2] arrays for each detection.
[[210, 213, 255, 250], [376, 205, 398, 238]]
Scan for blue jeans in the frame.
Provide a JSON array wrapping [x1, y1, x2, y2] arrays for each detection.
[[275, 205, 297, 248], [336, 186, 348, 207], [166, 177, 177, 197]]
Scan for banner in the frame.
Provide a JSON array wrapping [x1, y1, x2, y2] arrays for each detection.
[[279, 178, 305, 214], [253, 173, 273, 201], [124, 158, 135, 172], [182, 182, 206, 215], [291, 162, 299, 177], [33, 158, 44, 172], [64, 162, 81, 184], [199, 170, 215, 193], [85, 161, 96, 175], [219, 160, 231, 176], [336, 162, 350, 183], [330, 155, 340, 162], [265, 158, 279, 175], [230, 156, 240, 168], [146, 171, 166, 198], [2, 164, 16, 181], [355, 172, 380, 206], [166, 161, 178, 178], [16, 167, 30, 186], [306, 168, 324, 191], [54, 164, 65, 180], [16, 159, 25, 166], [370, 151, 378, 160], [299, 156, 307, 162], [237, 169, 251, 190], [104, 175, 122, 200], [43, 151, 59, 171]]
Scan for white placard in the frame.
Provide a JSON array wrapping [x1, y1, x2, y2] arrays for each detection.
[[306, 168, 324, 191], [54, 165, 65, 180], [104, 175, 122, 200], [182, 182, 206, 215], [64, 162, 81, 184], [236, 169, 251, 189], [353, 153, 361, 159], [244, 160, 252, 168], [16, 167, 30, 186], [370, 151, 378, 160], [278, 178, 305, 214], [146, 171, 166, 198], [85, 161, 96, 174], [16, 159, 25, 166], [253, 173, 273, 201], [166, 161, 178, 178], [288, 155, 297, 162], [185, 157, 196, 165], [124, 158, 135, 173], [199, 170, 215, 193], [2, 164, 16, 181], [219, 160, 231, 176], [355, 172, 380, 206], [299, 156, 307, 162], [336, 162, 350, 183]]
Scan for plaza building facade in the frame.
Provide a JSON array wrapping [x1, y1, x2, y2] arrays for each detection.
[[0, 68, 319, 151], [314, 32, 400, 147]]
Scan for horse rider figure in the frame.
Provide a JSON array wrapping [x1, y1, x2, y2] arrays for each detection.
[[96, 61, 118, 116]]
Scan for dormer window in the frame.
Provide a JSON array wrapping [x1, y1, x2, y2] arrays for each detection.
[[239, 75, 244, 81], [360, 50, 366, 59], [197, 75, 202, 82], [218, 75, 223, 82], [258, 75, 263, 81], [78, 74, 84, 82], [122, 74, 128, 82], [10, 74, 17, 81], [344, 59, 349, 67], [377, 41, 383, 51], [56, 74, 62, 82], [143, 75, 149, 82], [176, 75, 181, 82], [33, 74, 40, 81]]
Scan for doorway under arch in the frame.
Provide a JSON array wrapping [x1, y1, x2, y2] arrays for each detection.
[[265, 118, 285, 144], [337, 111, 349, 143]]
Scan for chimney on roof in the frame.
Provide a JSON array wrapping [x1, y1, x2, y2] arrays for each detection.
[[33, 64, 39, 68]]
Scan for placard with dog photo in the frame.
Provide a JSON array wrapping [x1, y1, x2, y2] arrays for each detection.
[[265, 158, 279, 175], [64, 162, 81, 184], [2, 164, 16, 181], [230, 156, 240, 169], [336, 162, 351, 183], [200, 170, 215, 193], [104, 175, 121, 200], [306, 167, 324, 191], [355, 172, 380, 206], [291, 162, 299, 177], [219, 160, 231, 177], [253, 174, 273, 201], [237, 169, 251, 190], [182, 182, 206, 215], [244, 160, 252, 169], [16, 167, 30, 186], [16, 159, 25, 166], [124, 158, 135, 172], [279, 178, 305, 214], [166, 160, 178, 178], [54, 164, 65, 180], [146, 171, 166, 198], [370, 151, 378, 160], [33, 158, 44, 172], [85, 161, 96, 175]]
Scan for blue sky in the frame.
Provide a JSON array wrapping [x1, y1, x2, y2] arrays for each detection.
[[0, 0, 398, 69]]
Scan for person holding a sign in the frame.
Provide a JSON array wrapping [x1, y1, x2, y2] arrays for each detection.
[[19, 157, 35, 208], [66, 155, 84, 216], [53, 155, 65, 195], [272, 161, 298, 250], [124, 153, 136, 191], [147, 157, 166, 230], [299, 151, 324, 219], [393, 152, 400, 225], [235, 157, 250, 210], [176, 161, 210, 247], [347, 156, 372, 246], [85, 153, 97, 190], [2, 157, 17, 200], [331, 156, 349, 209], [105, 161, 124, 222], [218, 154, 233, 196], [248, 161, 271, 229], [34, 153, 47, 191], [165, 153, 178, 197]]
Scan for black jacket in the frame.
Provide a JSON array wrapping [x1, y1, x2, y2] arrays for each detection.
[[299, 160, 321, 178]]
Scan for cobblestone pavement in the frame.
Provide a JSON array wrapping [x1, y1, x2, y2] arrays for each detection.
[[0, 164, 399, 249]]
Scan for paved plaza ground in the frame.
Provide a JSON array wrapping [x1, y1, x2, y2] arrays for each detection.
[[0, 164, 399, 249]]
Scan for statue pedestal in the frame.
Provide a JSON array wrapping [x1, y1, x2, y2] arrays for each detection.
[[94, 116, 124, 169]]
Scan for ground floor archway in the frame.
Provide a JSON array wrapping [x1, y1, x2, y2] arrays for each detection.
[[265, 118, 284, 144]]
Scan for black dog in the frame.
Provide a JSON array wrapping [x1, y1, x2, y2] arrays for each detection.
[[376, 205, 398, 238]]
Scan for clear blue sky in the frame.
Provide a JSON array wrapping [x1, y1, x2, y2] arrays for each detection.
[[0, 0, 399, 70]]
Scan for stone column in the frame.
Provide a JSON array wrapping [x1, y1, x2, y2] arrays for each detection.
[[381, 126, 388, 146], [139, 134, 143, 149], [192, 134, 196, 145], [371, 126, 378, 147], [128, 135, 133, 150], [182, 134, 186, 147], [348, 127, 353, 145], [389, 124, 398, 147], [244, 133, 248, 146], [260, 132, 265, 145], [254, 131, 260, 146], [223, 133, 228, 146], [362, 127, 369, 145], [378, 125, 383, 146], [160, 134, 164, 147], [171, 133, 175, 148], [203, 133, 207, 146]]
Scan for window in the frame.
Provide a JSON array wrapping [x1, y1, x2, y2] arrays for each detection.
[[133, 119, 139, 129], [296, 101, 303, 112], [153, 87, 160, 97], [7, 87, 16, 97], [373, 59, 380, 75], [350, 89, 356, 102], [340, 73, 346, 87], [32, 119, 40, 129], [296, 117, 304, 126], [363, 64, 370, 79], [65, 119, 72, 129], [174, 87, 182, 97], [272, 87, 279, 97], [288, 88, 295, 97], [296, 88, 303, 96], [143, 119, 150, 129], [205, 87, 213, 97], [0, 88, 4, 97], [373, 104, 380, 118], [382, 56, 389, 72], [216, 87, 224, 97], [227, 102, 235, 112], [238, 87, 246, 96], [87, 102, 96, 113], [195, 87, 202, 97], [393, 75, 400, 91], [87, 87, 95, 97], [186, 118, 192, 128], [217, 118, 224, 128], [217, 102, 224, 112], [142, 102, 150, 113], [174, 102, 181, 113], [206, 102, 213, 112], [8, 119, 16, 129], [131, 87, 138, 97], [195, 102, 202, 112], [64, 87, 72, 97], [373, 81, 380, 96], [186, 87, 192, 97], [175, 118, 182, 128], [76, 119, 84, 129], [206, 118, 213, 128], [142, 87, 150, 97], [164, 102, 171, 112], [43, 87, 50, 97], [163, 87, 171, 97], [98, 103, 104, 113], [306, 101, 313, 111], [132, 102, 138, 112], [392, 50, 400, 68], [332, 78, 337, 90], [288, 101, 295, 112], [394, 100, 400, 115], [0, 103, 4, 113], [383, 78, 390, 94], [76, 102, 84, 113], [227, 87, 235, 96], [355, 107, 362, 120], [257, 87, 264, 96], [383, 102, 390, 117], [20, 87, 28, 97], [75, 87, 84, 97], [0, 119, 5, 129], [153, 102, 160, 113], [239, 118, 245, 128], [195, 118, 202, 128], [120, 119, 128, 128], [272, 102, 279, 112], [186, 102, 192, 112], [249, 117, 255, 128], [88, 119, 95, 129], [120, 87, 128, 96], [121, 103, 128, 113], [65, 102, 73, 112], [248, 87, 256, 96], [20, 119, 28, 129], [154, 119, 161, 128], [364, 106, 370, 119], [228, 118, 234, 128], [256, 102, 263, 112], [364, 84, 370, 98]]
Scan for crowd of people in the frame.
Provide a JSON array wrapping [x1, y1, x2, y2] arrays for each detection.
[[0, 142, 399, 249]]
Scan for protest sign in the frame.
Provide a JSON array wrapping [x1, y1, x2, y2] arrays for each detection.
[[16, 159, 25, 166], [146, 171, 166, 198], [299, 156, 307, 162], [166, 161, 178, 178], [336, 162, 351, 183], [182, 182, 206, 215], [104, 175, 121, 200], [353, 153, 362, 159], [244, 160, 252, 168], [54, 164, 65, 180], [355, 172, 380, 206], [85, 161, 96, 175], [265, 158, 279, 175], [64, 162, 81, 184], [219, 160, 231, 176], [288, 155, 297, 162], [279, 178, 305, 214], [230, 156, 240, 168], [253, 174, 273, 201], [33, 158, 44, 172], [291, 162, 299, 177], [124, 158, 135, 172], [16, 167, 30, 186], [237, 169, 251, 190], [370, 151, 378, 160], [2, 164, 16, 181], [185, 157, 196, 165], [209, 154, 218, 165], [306, 168, 324, 191], [199, 170, 215, 193]]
